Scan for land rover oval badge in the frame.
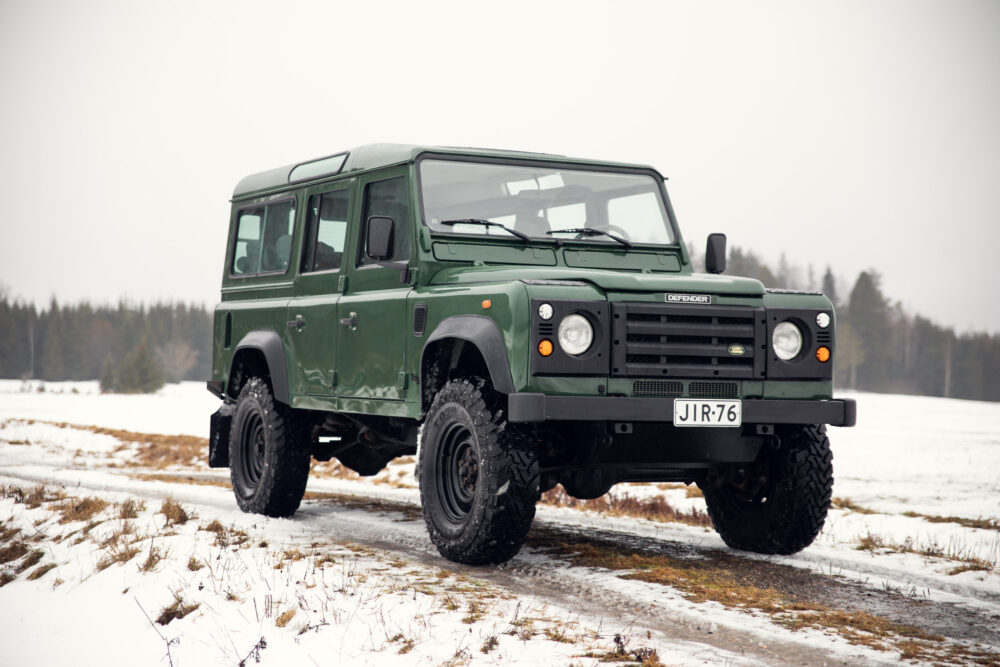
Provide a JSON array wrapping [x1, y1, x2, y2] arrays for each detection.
[[728, 344, 746, 356]]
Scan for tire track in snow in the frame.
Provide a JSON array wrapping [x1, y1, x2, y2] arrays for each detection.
[[4, 463, 995, 665]]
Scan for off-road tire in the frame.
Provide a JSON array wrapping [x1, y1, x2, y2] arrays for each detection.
[[418, 379, 540, 565], [700, 424, 833, 555], [229, 377, 311, 518]]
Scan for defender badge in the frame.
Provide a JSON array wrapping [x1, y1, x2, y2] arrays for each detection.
[[728, 344, 746, 356], [666, 293, 711, 304]]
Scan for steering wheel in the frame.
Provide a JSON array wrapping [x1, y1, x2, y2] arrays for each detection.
[[605, 225, 632, 241]]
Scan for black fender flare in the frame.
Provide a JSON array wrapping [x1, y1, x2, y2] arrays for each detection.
[[230, 330, 290, 404], [421, 315, 516, 398]]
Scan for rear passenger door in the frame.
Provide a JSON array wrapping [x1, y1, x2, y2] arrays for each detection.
[[286, 182, 354, 397], [336, 168, 412, 401]]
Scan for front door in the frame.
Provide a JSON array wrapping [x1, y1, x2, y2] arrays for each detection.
[[336, 169, 412, 400], [286, 183, 353, 396]]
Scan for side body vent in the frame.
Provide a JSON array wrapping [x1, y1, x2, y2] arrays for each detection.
[[413, 303, 427, 335]]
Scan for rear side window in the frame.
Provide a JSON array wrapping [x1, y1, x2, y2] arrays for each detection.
[[302, 189, 350, 273], [231, 199, 296, 276]]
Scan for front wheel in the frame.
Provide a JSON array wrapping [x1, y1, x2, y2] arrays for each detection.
[[229, 377, 311, 518], [699, 424, 833, 555], [419, 379, 539, 565]]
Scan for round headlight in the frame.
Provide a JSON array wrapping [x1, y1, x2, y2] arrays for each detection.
[[538, 303, 554, 321], [557, 314, 593, 356], [772, 321, 803, 361], [816, 312, 831, 329]]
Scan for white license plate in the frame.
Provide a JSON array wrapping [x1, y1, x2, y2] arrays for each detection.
[[673, 399, 742, 427]]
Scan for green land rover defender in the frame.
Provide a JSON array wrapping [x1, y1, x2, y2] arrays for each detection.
[[208, 144, 856, 564]]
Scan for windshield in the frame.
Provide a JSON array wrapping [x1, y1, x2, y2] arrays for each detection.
[[419, 159, 675, 245]]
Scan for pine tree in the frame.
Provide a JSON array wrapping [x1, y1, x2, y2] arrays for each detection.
[[821, 266, 839, 310], [39, 298, 65, 381], [99, 355, 117, 393], [116, 339, 164, 393], [845, 271, 891, 391]]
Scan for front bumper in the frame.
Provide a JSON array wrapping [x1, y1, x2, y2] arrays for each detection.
[[507, 394, 856, 427]]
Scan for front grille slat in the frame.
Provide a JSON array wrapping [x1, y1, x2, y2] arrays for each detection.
[[626, 321, 755, 337], [626, 342, 749, 358], [612, 302, 765, 380]]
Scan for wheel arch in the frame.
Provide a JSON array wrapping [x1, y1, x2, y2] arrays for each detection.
[[227, 330, 290, 404], [420, 315, 515, 413]]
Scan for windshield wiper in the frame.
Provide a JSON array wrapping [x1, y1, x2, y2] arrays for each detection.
[[439, 219, 531, 243], [546, 227, 632, 249]]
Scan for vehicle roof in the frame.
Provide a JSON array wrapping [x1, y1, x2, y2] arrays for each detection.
[[232, 143, 661, 199]]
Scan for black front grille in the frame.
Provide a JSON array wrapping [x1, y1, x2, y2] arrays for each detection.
[[688, 381, 739, 398], [633, 380, 684, 397], [612, 302, 765, 379]]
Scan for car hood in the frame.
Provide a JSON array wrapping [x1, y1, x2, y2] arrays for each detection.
[[429, 266, 766, 296]]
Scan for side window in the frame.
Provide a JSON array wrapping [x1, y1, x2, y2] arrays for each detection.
[[230, 199, 296, 276], [358, 176, 410, 266], [232, 209, 262, 275], [302, 189, 350, 273]]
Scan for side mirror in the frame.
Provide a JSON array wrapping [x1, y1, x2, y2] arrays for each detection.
[[706, 233, 727, 274], [366, 216, 395, 260]]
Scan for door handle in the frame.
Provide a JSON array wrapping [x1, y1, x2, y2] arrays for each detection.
[[286, 315, 304, 331], [339, 312, 358, 330]]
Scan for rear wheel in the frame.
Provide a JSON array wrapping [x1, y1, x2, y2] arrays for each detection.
[[699, 424, 833, 555], [419, 379, 539, 564], [229, 377, 310, 518]]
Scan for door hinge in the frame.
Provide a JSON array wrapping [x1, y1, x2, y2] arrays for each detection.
[[397, 371, 408, 390], [331, 370, 338, 388], [338, 275, 348, 292]]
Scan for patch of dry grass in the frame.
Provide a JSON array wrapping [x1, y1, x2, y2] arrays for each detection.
[[0, 540, 28, 565], [201, 519, 248, 548], [832, 497, 877, 515], [902, 511, 1000, 531], [855, 532, 996, 573], [159, 498, 191, 526], [17, 549, 44, 573], [8, 419, 207, 469], [187, 556, 203, 571], [97, 545, 140, 571], [462, 600, 486, 624], [55, 496, 109, 524], [533, 530, 968, 662], [2, 484, 67, 509], [480, 635, 499, 653], [117, 498, 145, 519], [275, 609, 297, 627], [540, 487, 711, 528], [156, 593, 200, 625], [27, 563, 57, 580], [140, 544, 164, 572]]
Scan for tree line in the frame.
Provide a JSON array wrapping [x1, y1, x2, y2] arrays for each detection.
[[0, 292, 211, 393], [3, 251, 1000, 401], [723, 247, 1000, 401]]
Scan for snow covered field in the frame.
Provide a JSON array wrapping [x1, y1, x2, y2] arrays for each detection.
[[1, 380, 998, 665]]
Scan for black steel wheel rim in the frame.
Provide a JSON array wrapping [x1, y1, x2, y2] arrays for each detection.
[[238, 411, 266, 496], [436, 420, 479, 525]]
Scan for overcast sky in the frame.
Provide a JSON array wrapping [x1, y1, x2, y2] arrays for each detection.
[[2, 0, 998, 333]]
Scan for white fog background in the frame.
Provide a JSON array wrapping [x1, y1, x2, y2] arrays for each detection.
[[1, 0, 998, 333]]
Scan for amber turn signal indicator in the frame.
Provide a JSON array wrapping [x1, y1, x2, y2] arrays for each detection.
[[816, 346, 831, 363], [538, 339, 553, 356], [481, 299, 492, 309]]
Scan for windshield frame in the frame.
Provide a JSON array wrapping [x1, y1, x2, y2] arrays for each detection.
[[414, 153, 681, 249]]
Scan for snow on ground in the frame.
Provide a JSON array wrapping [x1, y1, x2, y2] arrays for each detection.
[[1, 381, 999, 665], [0, 380, 217, 436]]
